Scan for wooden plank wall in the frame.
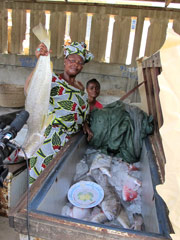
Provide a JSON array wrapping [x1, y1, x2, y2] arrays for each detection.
[[11, 8, 26, 54], [1, 2, 180, 66], [0, 2, 8, 54]]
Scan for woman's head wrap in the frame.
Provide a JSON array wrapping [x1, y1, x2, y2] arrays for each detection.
[[64, 42, 94, 63]]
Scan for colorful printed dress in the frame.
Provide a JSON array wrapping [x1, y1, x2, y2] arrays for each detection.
[[29, 73, 89, 185]]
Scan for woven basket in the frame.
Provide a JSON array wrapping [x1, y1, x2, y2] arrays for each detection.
[[0, 84, 25, 108]]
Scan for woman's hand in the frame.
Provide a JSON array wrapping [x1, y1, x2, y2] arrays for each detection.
[[35, 43, 50, 59], [83, 121, 93, 142]]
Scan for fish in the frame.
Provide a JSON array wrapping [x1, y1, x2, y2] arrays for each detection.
[[101, 197, 120, 221], [90, 206, 101, 217], [99, 167, 111, 178], [61, 204, 73, 217], [74, 174, 94, 183], [108, 160, 141, 201], [89, 207, 107, 224], [131, 213, 144, 231], [61, 204, 91, 220], [90, 168, 109, 188], [91, 212, 107, 223], [73, 159, 89, 182], [117, 206, 131, 229], [71, 206, 91, 220], [22, 23, 53, 158], [88, 153, 112, 177], [91, 169, 121, 221]]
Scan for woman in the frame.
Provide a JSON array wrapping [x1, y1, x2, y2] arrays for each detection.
[[26, 42, 94, 185]]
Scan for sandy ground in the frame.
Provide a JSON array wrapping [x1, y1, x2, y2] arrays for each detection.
[[0, 216, 19, 240]]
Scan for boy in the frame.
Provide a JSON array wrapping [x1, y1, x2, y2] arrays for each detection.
[[86, 79, 103, 111]]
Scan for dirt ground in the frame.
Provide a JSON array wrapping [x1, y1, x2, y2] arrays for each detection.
[[0, 216, 19, 240]]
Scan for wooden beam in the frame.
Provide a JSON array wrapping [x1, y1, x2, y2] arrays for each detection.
[[3, 1, 180, 13]]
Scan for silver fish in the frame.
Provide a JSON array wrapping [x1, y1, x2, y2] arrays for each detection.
[[61, 203, 73, 217], [62, 204, 91, 220], [71, 206, 91, 220], [90, 206, 107, 223], [90, 206, 101, 217], [101, 197, 120, 221], [131, 213, 144, 231], [91, 168, 109, 188], [91, 212, 107, 223], [74, 174, 94, 183], [91, 169, 120, 221], [89, 153, 112, 177], [73, 159, 89, 182], [117, 206, 131, 229], [22, 23, 53, 158], [100, 167, 111, 177]]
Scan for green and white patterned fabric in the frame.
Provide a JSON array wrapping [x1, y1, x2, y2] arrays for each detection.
[[29, 73, 89, 185], [64, 42, 94, 63]]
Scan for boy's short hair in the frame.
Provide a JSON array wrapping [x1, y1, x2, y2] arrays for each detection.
[[86, 78, 101, 89]]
